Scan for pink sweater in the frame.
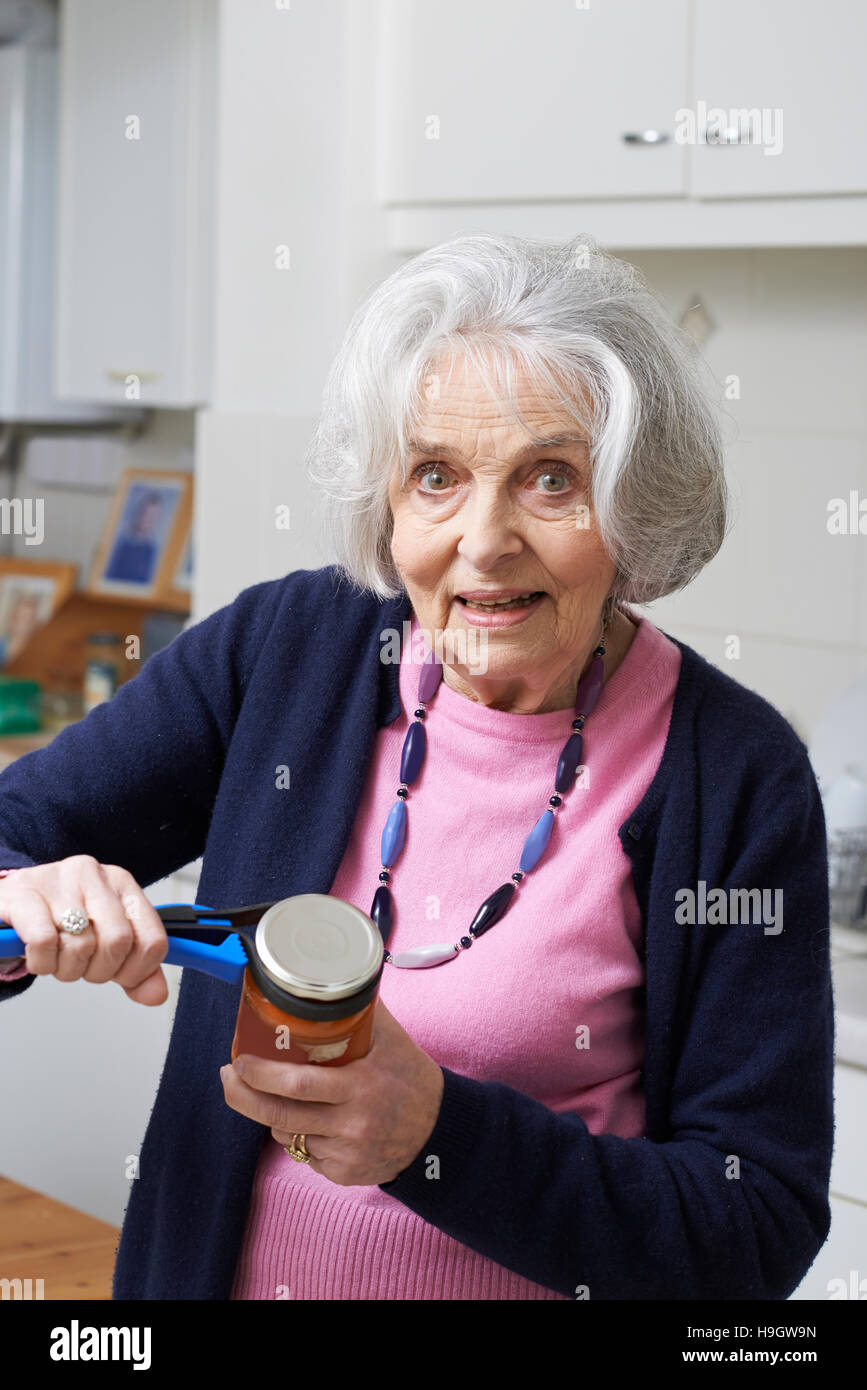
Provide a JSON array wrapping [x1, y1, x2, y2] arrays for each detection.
[[230, 609, 681, 1300]]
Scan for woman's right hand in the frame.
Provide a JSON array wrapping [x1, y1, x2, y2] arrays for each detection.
[[0, 855, 170, 1006]]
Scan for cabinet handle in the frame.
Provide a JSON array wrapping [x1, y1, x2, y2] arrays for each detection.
[[702, 125, 749, 145], [621, 130, 670, 145]]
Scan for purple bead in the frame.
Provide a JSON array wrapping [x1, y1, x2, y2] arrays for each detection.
[[555, 731, 584, 794], [400, 719, 427, 786], [417, 650, 443, 704], [575, 655, 604, 717], [520, 809, 555, 873], [381, 799, 407, 867]]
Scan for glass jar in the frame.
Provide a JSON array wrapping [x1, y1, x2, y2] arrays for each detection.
[[231, 894, 384, 1067]]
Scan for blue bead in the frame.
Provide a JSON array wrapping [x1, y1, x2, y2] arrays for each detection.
[[520, 808, 554, 873], [380, 799, 407, 866]]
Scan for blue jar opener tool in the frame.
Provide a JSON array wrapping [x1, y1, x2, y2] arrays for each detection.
[[0, 902, 281, 985]]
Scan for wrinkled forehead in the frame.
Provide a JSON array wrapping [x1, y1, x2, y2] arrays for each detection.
[[398, 344, 596, 459]]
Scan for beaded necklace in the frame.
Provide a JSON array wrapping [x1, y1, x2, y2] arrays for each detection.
[[369, 619, 609, 968]]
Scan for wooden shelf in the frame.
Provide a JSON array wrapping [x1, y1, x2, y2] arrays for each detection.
[[3, 590, 188, 695]]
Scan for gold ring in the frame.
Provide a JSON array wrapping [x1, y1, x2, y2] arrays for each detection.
[[284, 1133, 310, 1164]]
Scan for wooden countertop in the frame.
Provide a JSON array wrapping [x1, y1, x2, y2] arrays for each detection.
[[0, 1175, 119, 1299]]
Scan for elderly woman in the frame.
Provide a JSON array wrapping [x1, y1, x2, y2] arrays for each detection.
[[0, 234, 832, 1301]]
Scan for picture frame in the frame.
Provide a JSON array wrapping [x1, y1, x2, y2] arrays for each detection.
[[169, 529, 193, 603], [0, 559, 77, 670], [88, 468, 193, 611]]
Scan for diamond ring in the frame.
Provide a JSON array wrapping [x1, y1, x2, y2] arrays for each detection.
[[58, 907, 91, 935]]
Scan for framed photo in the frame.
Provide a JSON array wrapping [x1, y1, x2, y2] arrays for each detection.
[[0, 560, 77, 669], [170, 530, 193, 600], [88, 469, 193, 610]]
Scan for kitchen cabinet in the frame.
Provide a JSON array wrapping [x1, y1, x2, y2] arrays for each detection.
[[691, 0, 867, 198], [377, 0, 867, 250], [54, 0, 217, 408], [0, 47, 127, 422], [378, 0, 690, 204]]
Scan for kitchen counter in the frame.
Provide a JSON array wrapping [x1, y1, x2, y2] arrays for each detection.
[[0, 1174, 118, 1299]]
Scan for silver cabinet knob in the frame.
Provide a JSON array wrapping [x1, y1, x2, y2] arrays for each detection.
[[622, 130, 670, 145]]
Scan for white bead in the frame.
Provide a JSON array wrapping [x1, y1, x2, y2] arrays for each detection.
[[390, 942, 459, 968]]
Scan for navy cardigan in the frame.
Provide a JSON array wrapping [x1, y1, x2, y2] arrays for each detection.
[[0, 565, 834, 1300]]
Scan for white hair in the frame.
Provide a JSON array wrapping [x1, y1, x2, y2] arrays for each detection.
[[305, 232, 728, 611]]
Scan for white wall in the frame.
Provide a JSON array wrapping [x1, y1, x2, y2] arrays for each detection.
[[194, 0, 402, 618], [625, 246, 867, 746]]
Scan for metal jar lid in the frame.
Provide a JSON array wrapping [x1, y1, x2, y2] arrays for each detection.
[[254, 894, 383, 1001]]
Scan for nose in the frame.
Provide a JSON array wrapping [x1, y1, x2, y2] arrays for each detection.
[[455, 484, 524, 572]]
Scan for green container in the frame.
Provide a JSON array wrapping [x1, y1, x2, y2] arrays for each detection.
[[0, 678, 41, 734]]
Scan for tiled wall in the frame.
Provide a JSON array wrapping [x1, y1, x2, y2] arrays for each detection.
[[625, 247, 867, 748]]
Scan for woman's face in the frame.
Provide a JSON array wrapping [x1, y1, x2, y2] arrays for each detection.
[[387, 353, 618, 714]]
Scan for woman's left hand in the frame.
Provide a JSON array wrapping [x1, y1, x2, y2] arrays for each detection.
[[219, 998, 445, 1186]]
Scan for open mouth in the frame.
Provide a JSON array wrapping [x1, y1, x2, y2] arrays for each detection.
[[456, 591, 545, 612]]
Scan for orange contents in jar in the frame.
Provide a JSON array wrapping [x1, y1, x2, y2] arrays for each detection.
[[231, 966, 377, 1067], [229, 894, 384, 1067]]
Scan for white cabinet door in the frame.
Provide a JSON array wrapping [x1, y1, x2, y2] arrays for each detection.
[[691, 0, 867, 199], [0, 48, 127, 422], [378, 0, 689, 203], [54, 0, 216, 407]]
